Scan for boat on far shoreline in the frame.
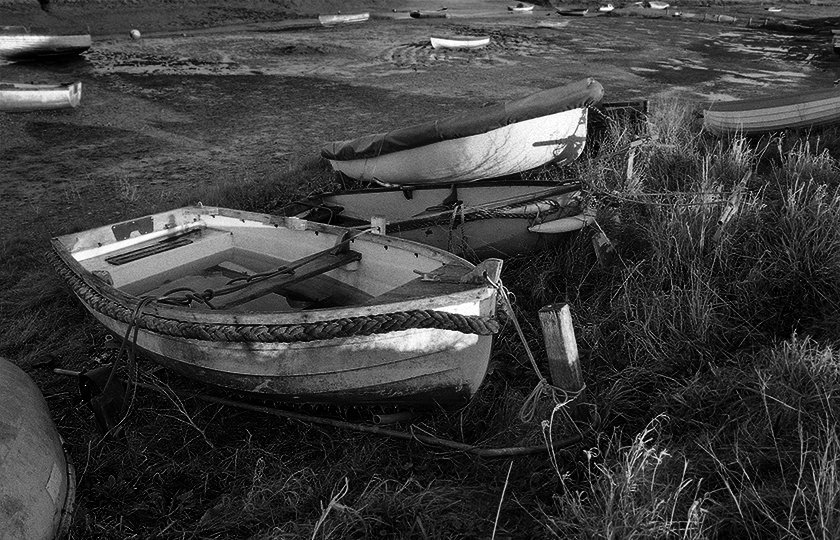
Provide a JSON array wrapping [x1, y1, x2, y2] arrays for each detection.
[[0, 81, 82, 112], [0, 27, 91, 61], [430, 35, 491, 49], [318, 12, 369, 26]]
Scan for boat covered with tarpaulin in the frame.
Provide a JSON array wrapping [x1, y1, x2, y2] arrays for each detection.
[[321, 78, 604, 186]]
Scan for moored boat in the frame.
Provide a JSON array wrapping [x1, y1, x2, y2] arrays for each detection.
[[0, 81, 82, 112], [556, 7, 591, 16], [703, 87, 840, 135], [1, 357, 76, 540], [832, 30, 839, 55], [0, 27, 91, 62], [318, 12, 370, 26], [279, 181, 583, 259], [598, 3, 616, 12], [508, 2, 535, 12], [430, 35, 491, 49], [321, 78, 604, 186], [50, 206, 503, 407], [410, 9, 450, 18], [648, 1, 670, 8]]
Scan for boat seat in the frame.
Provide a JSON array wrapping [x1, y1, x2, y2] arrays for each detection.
[[214, 249, 362, 309], [365, 263, 473, 305]]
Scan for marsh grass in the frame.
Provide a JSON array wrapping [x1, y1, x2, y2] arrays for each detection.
[[4, 100, 840, 538]]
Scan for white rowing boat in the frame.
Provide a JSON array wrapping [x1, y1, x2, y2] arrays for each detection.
[[321, 78, 604, 186], [318, 12, 370, 26], [50, 206, 503, 407], [703, 87, 840, 135], [430, 35, 491, 49], [0, 27, 91, 61], [648, 1, 670, 9], [280, 181, 583, 259], [0, 81, 82, 112], [508, 3, 535, 12]]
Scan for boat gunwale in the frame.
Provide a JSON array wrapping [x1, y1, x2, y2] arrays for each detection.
[[51, 206, 498, 328]]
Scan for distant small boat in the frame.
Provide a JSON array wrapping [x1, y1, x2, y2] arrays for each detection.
[[430, 35, 491, 49], [0, 81, 82, 112], [0, 27, 91, 61], [598, 3, 616, 12], [318, 12, 370, 26], [832, 30, 840, 55], [508, 2, 535, 11], [410, 9, 450, 18], [280, 181, 583, 259], [766, 6, 782, 11], [322, 78, 604, 186], [51, 206, 504, 407], [704, 87, 840, 135], [648, 1, 670, 8], [1, 357, 76, 540], [557, 7, 591, 16]]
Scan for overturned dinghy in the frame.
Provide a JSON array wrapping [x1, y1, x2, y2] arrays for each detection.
[[280, 181, 583, 259], [1, 357, 76, 540], [50, 207, 503, 407], [703, 87, 840, 135], [322, 78, 604, 186], [318, 12, 370, 26], [0, 81, 82, 112], [430, 35, 491, 49], [0, 27, 91, 62]]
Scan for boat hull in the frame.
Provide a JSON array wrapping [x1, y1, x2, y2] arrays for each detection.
[[704, 87, 840, 135], [52, 207, 502, 407], [1, 357, 75, 540], [282, 181, 582, 259], [328, 108, 588, 185], [430, 36, 491, 49], [0, 33, 91, 61], [0, 81, 82, 112], [318, 12, 370, 26]]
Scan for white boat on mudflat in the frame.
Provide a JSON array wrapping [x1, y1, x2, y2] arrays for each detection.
[[318, 12, 370, 26], [0, 27, 91, 61], [50, 206, 503, 407], [648, 1, 670, 9], [508, 3, 535, 12], [321, 78, 604, 186], [280, 181, 584, 259], [0, 81, 82, 112], [703, 87, 840, 135], [430, 35, 491, 49]]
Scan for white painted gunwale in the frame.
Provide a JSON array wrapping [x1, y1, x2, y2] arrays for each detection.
[[328, 108, 588, 186]]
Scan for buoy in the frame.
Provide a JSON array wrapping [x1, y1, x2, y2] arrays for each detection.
[[130, 28, 141, 40], [0, 357, 75, 540]]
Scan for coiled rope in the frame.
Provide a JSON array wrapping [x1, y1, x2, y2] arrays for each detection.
[[48, 250, 500, 343]]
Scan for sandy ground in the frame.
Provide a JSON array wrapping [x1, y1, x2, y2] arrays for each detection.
[[1, 0, 839, 238]]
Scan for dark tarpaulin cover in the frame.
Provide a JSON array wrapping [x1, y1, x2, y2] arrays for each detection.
[[321, 78, 604, 161]]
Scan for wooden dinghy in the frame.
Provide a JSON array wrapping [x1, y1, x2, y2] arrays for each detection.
[[1, 357, 76, 540], [0, 27, 91, 62], [430, 35, 491, 49], [508, 2, 535, 12], [410, 9, 450, 18], [703, 87, 840, 135], [322, 78, 604, 186], [318, 12, 370, 26], [50, 206, 503, 407], [0, 81, 82, 112], [279, 181, 583, 259]]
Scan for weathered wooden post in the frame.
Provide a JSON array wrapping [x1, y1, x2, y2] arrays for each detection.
[[538, 304, 588, 420]]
